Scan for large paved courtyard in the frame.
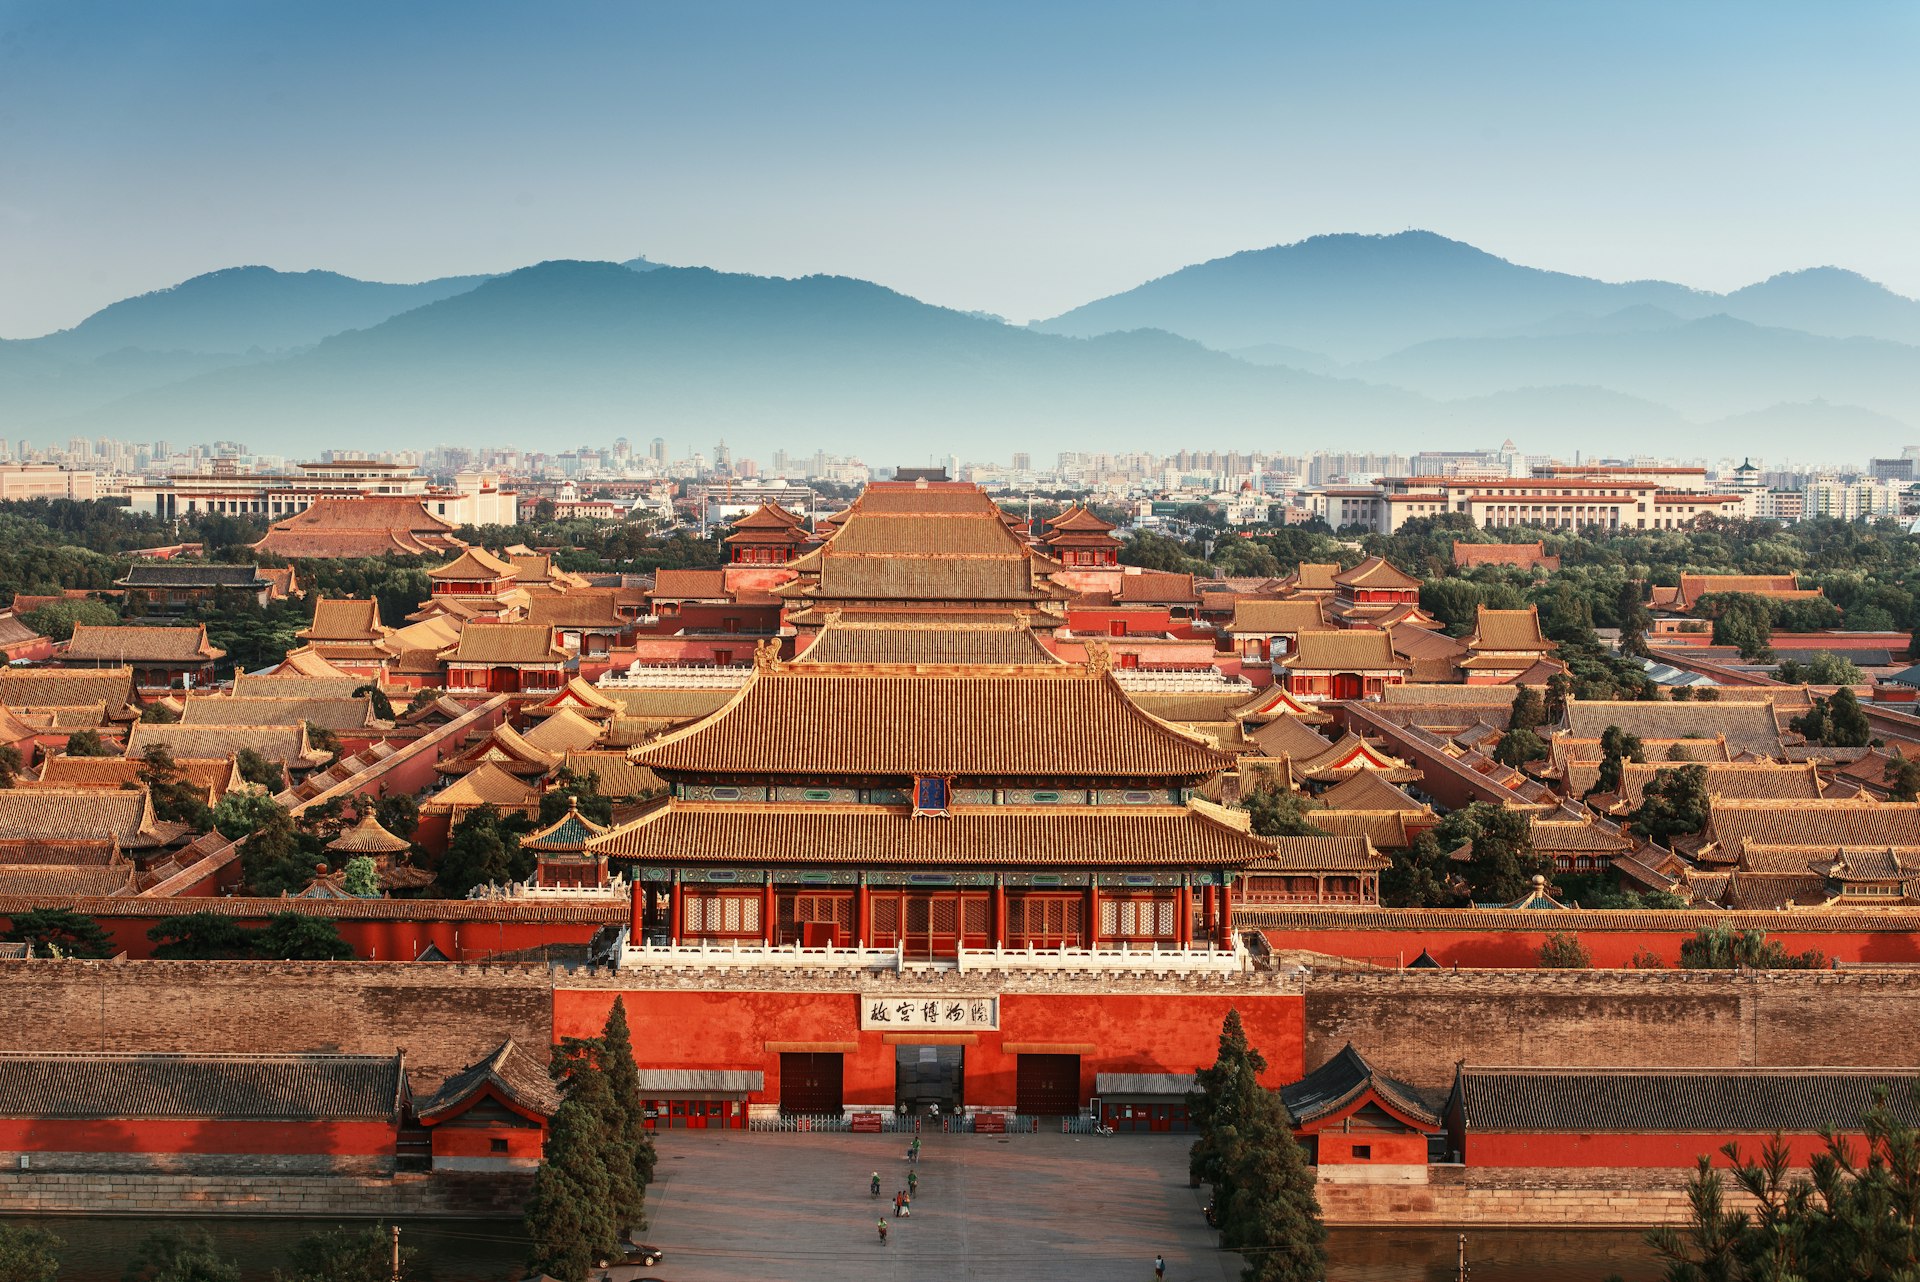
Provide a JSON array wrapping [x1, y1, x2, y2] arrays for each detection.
[[643, 1130, 1232, 1282]]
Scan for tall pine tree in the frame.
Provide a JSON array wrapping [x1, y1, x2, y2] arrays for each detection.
[[600, 998, 659, 1194], [1223, 1084, 1327, 1282]]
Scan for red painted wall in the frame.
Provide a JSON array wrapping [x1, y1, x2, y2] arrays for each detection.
[[554, 989, 1304, 1110], [1315, 1132, 1427, 1165], [1254, 927, 1920, 969], [1466, 1131, 1845, 1168], [431, 1124, 544, 1162], [0, 1117, 397, 1156], [0, 909, 608, 963]]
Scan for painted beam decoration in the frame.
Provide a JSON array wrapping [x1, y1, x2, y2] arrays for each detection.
[[860, 994, 998, 1030]]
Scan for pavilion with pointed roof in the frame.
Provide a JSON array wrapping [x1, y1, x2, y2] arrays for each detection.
[[1036, 505, 1121, 569], [592, 656, 1277, 957], [523, 798, 614, 888], [1280, 1044, 1441, 1166], [723, 502, 813, 566]]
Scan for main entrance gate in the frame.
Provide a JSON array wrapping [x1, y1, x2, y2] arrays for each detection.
[[894, 1044, 964, 1117]]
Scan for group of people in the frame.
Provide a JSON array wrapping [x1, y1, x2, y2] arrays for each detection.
[[873, 1135, 925, 1242]]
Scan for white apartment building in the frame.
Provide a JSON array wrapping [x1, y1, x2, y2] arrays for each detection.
[[1804, 477, 1906, 521], [125, 460, 517, 525], [0, 464, 98, 501]]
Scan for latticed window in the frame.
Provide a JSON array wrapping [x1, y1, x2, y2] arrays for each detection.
[[931, 898, 958, 935], [962, 897, 988, 935], [1103, 897, 1175, 938], [790, 894, 852, 930], [872, 897, 899, 934], [686, 892, 760, 935], [1010, 895, 1082, 943]]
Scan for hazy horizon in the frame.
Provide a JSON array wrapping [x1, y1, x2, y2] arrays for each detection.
[[2, 0, 1916, 337]]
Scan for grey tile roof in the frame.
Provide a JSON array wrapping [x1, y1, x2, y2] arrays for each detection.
[[1281, 1044, 1438, 1127], [1456, 1067, 1920, 1133], [0, 1052, 406, 1120]]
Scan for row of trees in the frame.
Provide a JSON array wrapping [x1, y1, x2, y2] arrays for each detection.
[[0, 1222, 421, 1282], [1537, 925, 1828, 971], [1, 907, 352, 960]]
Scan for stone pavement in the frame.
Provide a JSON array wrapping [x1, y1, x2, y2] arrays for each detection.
[[643, 1130, 1236, 1282]]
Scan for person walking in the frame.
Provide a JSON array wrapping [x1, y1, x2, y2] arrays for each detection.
[[870, 1171, 881, 1197], [877, 1219, 888, 1244], [1154, 1254, 1166, 1280], [907, 1168, 918, 1198], [910, 1135, 921, 1163]]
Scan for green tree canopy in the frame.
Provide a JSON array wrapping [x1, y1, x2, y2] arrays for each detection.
[[1627, 765, 1712, 845], [271, 1224, 417, 1282], [0, 1224, 63, 1282], [121, 1231, 240, 1282], [148, 913, 258, 960], [6, 908, 114, 958], [252, 913, 353, 961], [21, 598, 119, 642], [62, 729, 111, 757]]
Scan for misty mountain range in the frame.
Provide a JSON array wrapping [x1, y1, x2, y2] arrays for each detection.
[[2, 232, 1914, 461]]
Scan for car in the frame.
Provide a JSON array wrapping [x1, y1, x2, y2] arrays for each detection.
[[594, 1243, 665, 1268]]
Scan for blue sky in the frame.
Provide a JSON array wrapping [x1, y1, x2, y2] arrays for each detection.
[[1, 0, 1915, 336]]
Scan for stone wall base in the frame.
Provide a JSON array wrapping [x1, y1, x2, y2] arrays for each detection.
[[1317, 1165, 1698, 1227], [0, 1170, 532, 1218]]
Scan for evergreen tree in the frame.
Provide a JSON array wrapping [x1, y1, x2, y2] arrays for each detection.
[[1680, 923, 1824, 970], [0, 745, 18, 789], [1616, 579, 1653, 660], [1188, 1009, 1267, 1197], [1380, 833, 1461, 908], [539, 768, 615, 826], [1506, 686, 1546, 733], [121, 1231, 240, 1282], [350, 683, 395, 722], [1537, 933, 1591, 968], [1826, 686, 1873, 749], [1886, 755, 1920, 803], [1628, 765, 1712, 845], [63, 729, 111, 757], [1492, 727, 1547, 768], [1238, 771, 1330, 838], [373, 792, 420, 842], [252, 913, 353, 960], [525, 1040, 624, 1282], [273, 1224, 417, 1282], [138, 745, 211, 830], [0, 1224, 63, 1282], [6, 908, 114, 958], [1431, 803, 1548, 903], [1221, 1082, 1327, 1282], [148, 913, 258, 959], [1544, 672, 1573, 725], [234, 748, 284, 791], [438, 804, 532, 896], [1587, 725, 1646, 798], [600, 998, 659, 1193], [340, 857, 380, 897]]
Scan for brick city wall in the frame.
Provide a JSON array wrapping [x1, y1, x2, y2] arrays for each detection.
[[0, 1170, 530, 1218], [1304, 969, 1920, 1090], [0, 960, 559, 1089]]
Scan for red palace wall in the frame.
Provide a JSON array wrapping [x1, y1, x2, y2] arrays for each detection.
[[0, 1118, 398, 1157], [1464, 1132, 1844, 1168], [430, 1124, 543, 1164], [1314, 1131, 1427, 1165], [553, 988, 1305, 1110]]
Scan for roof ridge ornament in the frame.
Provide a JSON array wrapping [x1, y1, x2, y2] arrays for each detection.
[[753, 638, 781, 672], [1084, 640, 1113, 676]]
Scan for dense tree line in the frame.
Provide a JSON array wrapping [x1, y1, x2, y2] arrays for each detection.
[[0, 1221, 423, 1282]]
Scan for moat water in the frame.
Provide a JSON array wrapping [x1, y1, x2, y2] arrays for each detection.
[[21, 1217, 1660, 1282]]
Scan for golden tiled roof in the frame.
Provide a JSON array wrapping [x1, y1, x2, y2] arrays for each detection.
[[0, 788, 156, 844], [628, 664, 1235, 780], [32, 755, 238, 804], [1306, 811, 1414, 849], [1568, 761, 1824, 808], [561, 750, 663, 801], [428, 761, 542, 809], [795, 620, 1059, 666], [1316, 771, 1425, 812], [126, 722, 321, 766], [590, 798, 1273, 866], [440, 623, 567, 664], [1286, 563, 1341, 593], [251, 497, 462, 558], [1706, 800, 1920, 859], [180, 696, 377, 731], [326, 811, 412, 854], [527, 591, 627, 629], [1466, 605, 1554, 652], [1564, 700, 1784, 759], [520, 708, 605, 755], [650, 569, 730, 600], [298, 599, 387, 642], [1244, 834, 1385, 872], [1279, 630, 1410, 673], [1332, 557, 1421, 591], [429, 547, 517, 582], [1229, 599, 1332, 634], [65, 624, 223, 663]]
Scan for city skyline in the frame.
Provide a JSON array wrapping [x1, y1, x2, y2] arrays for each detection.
[[2, 1, 1917, 337]]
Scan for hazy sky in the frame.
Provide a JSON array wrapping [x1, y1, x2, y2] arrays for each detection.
[[2, 0, 1916, 337]]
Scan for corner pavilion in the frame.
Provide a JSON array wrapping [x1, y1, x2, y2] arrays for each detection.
[[590, 652, 1272, 958]]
